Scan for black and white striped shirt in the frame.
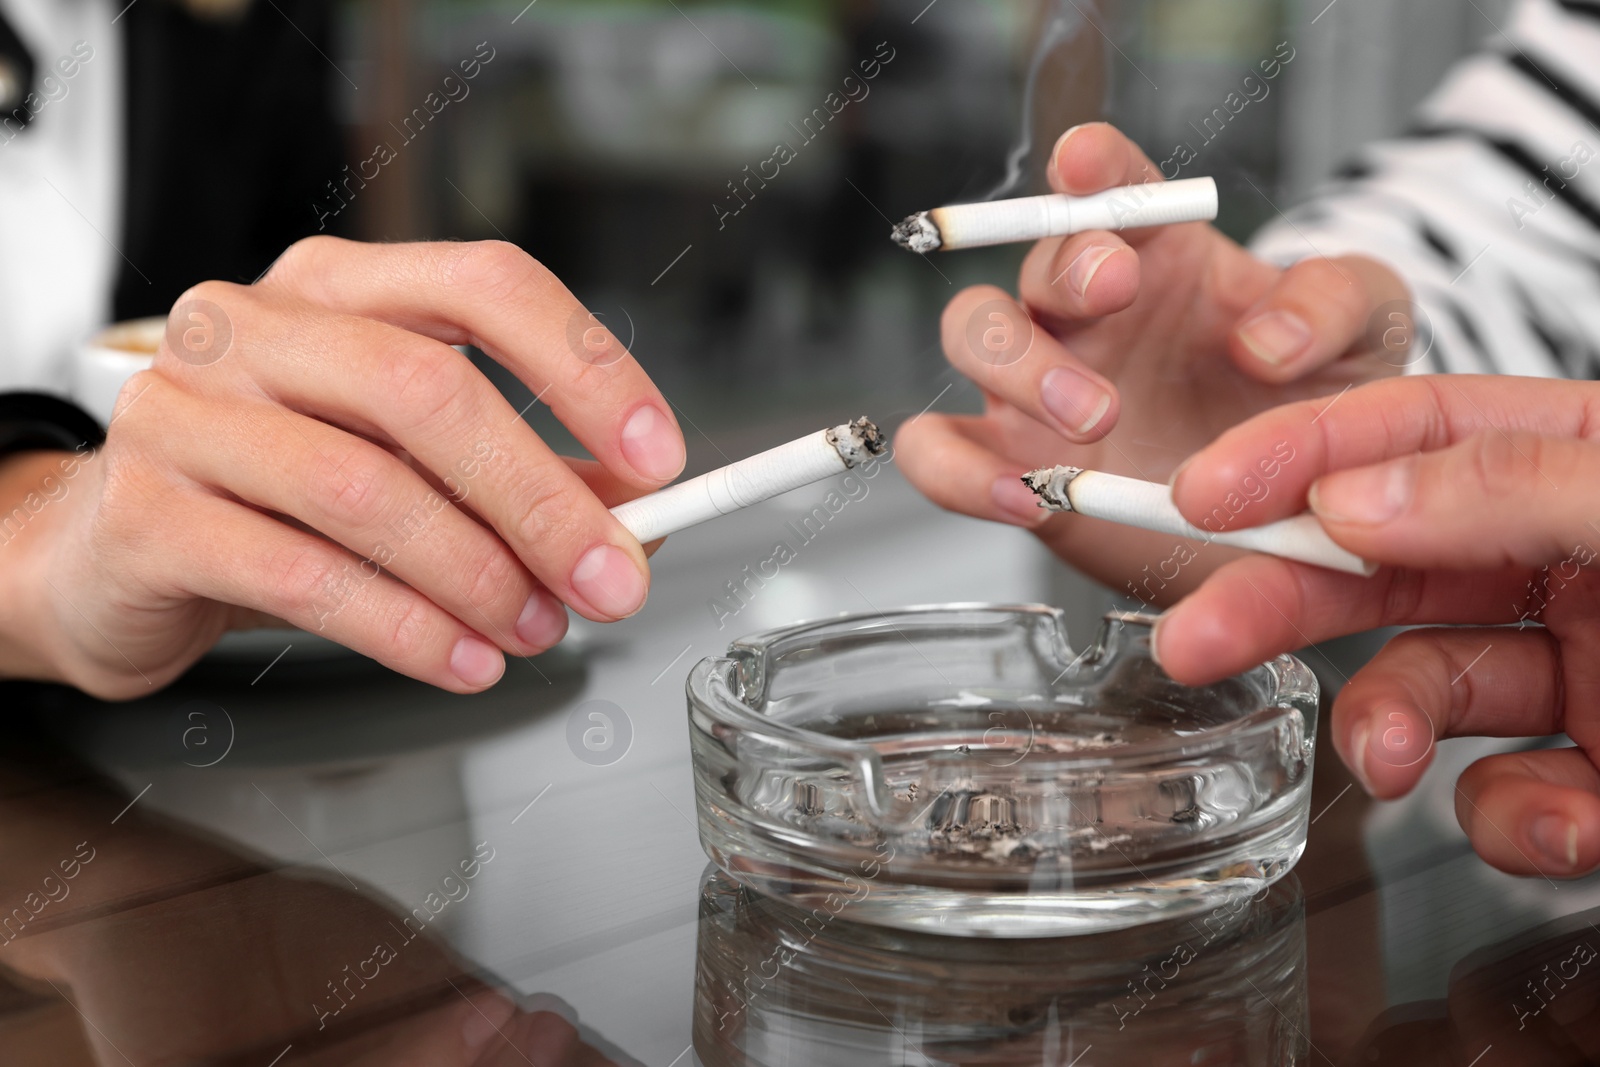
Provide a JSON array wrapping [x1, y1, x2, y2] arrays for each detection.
[[1252, 0, 1600, 379]]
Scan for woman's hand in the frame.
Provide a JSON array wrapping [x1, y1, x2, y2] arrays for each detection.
[[1160, 374, 1600, 877], [0, 238, 686, 698], [896, 122, 1411, 601]]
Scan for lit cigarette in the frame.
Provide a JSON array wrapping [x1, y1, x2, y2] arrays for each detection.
[[892, 177, 1218, 253], [611, 418, 886, 544], [1021, 466, 1377, 577]]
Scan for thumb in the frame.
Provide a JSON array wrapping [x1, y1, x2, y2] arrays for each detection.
[[1308, 429, 1600, 570], [1228, 255, 1411, 383]]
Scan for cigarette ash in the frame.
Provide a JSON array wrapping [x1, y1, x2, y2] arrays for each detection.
[[1021, 466, 1083, 511], [828, 416, 887, 467], [890, 212, 942, 254]]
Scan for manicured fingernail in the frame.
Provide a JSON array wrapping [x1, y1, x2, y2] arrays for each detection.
[[1041, 366, 1112, 438], [516, 589, 569, 649], [572, 544, 648, 618], [1530, 814, 1579, 871], [620, 405, 685, 484], [1064, 244, 1117, 298], [1348, 719, 1372, 794], [1310, 455, 1416, 525], [993, 476, 1047, 526], [1237, 310, 1312, 366], [461, 992, 517, 1053], [450, 635, 505, 688]]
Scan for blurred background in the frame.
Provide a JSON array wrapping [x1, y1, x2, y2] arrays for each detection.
[[320, 0, 1514, 459]]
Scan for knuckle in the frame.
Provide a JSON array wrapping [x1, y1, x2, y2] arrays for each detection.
[[1378, 565, 1428, 624], [265, 234, 348, 283], [508, 474, 584, 551], [382, 594, 437, 663], [1290, 259, 1367, 324], [445, 240, 548, 299], [269, 545, 349, 622], [1463, 430, 1535, 497], [463, 545, 525, 611], [106, 369, 167, 432], [383, 344, 478, 431], [310, 446, 393, 530]]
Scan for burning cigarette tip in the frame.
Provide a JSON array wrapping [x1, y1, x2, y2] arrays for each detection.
[[829, 416, 887, 466], [1021, 466, 1081, 511], [891, 212, 942, 254]]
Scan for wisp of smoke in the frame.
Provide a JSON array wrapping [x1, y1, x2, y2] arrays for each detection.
[[983, 0, 1093, 201]]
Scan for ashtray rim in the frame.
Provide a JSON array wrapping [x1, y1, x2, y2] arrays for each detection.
[[686, 601, 1318, 772]]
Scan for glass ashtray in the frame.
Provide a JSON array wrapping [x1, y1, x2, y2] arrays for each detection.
[[686, 604, 1318, 937]]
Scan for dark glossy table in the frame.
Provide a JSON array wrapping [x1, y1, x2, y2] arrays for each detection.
[[4, 465, 1596, 1067]]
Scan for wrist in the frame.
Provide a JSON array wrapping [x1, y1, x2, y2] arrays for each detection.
[[0, 449, 92, 685]]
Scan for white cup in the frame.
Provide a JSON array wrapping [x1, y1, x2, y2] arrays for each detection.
[[73, 317, 164, 425]]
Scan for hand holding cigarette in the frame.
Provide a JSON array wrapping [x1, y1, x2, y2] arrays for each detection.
[[1154, 374, 1600, 879], [894, 122, 1414, 606]]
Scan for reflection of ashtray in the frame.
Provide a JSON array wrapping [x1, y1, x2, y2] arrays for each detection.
[[693, 866, 1307, 1065], [687, 605, 1318, 937]]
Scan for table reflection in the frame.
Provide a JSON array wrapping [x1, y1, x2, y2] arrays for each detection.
[[692, 867, 1308, 1066], [1348, 902, 1600, 1066], [0, 709, 621, 1067]]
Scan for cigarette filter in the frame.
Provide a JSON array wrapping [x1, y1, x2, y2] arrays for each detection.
[[1021, 465, 1376, 576], [892, 177, 1218, 253], [611, 418, 886, 544]]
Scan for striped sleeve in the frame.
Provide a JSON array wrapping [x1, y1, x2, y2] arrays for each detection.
[[1249, 0, 1600, 378]]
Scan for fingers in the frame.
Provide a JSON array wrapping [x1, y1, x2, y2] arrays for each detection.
[[174, 493, 508, 693], [1170, 374, 1599, 529], [894, 411, 1050, 528], [169, 299, 652, 623], [1227, 255, 1411, 382], [940, 285, 1119, 443], [1018, 230, 1140, 326], [1332, 627, 1562, 799], [1010, 123, 1158, 328], [1152, 552, 1533, 685], [1046, 122, 1165, 208], [1308, 431, 1600, 571], [165, 391, 567, 656], [256, 237, 686, 489], [1455, 747, 1600, 878]]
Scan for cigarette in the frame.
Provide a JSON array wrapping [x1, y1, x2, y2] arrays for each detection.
[[611, 418, 886, 544], [1021, 466, 1377, 577], [892, 177, 1218, 253]]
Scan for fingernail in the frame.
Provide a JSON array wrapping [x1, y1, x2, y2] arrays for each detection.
[[1064, 244, 1117, 298], [1349, 719, 1373, 794], [461, 992, 517, 1053], [1310, 455, 1416, 525], [572, 544, 648, 618], [1530, 814, 1579, 871], [620, 405, 685, 483], [1149, 613, 1166, 669], [992, 476, 1047, 527], [515, 589, 569, 649], [1041, 366, 1112, 438], [1237, 310, 1312, 366], [1050, 124, 1089, 182], [450, 635, 505, 688]]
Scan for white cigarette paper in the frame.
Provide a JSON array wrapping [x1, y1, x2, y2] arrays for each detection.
[[892, 177, 1218, 253], [1022, 466, 1377, 577], [611, 418, 886, 544]]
